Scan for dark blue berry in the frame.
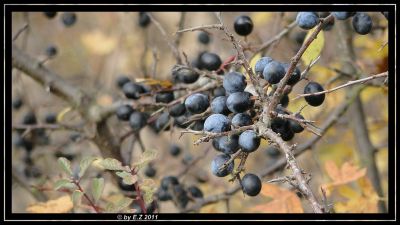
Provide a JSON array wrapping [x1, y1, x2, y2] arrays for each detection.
[[226, 92, 254, 113], [304, 81, 325, 107], [296, 12, 319, 30], [129, 112, 148, 131], [169, 103, 186, 117], [204, 114, 231, 133], [232, 113, 252, 127], [122, 82, 142, 99], [213, 135, 240, 155], [242, 173, 262, 196], [116, 105, 134, 121], [263, 61, 286, 84], [200, 52, 222, 71], [238, 130, 260, 153], [116, 76, 131, 89], [254, 57, 273, 75], [185, 93, 209, 114], [211, 96, 229, 115], [198, 31, 211, 44], [139, 12, 151, 28], [223, 71, 247, 94], [211, 154, 234, 177], [44, 12, 57, 19], [169, 144, 181, 157], [234, 15, 254, 36], [188, 186, 204, 198], [61, 12, 77, 27], [352, 12, 373, 35], [289, 114, 305, 133]]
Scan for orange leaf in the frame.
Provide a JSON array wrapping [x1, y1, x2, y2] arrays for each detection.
[[251, 183, 303, 213], [325, 160, 367, 185], [322, 160, 367, 196]]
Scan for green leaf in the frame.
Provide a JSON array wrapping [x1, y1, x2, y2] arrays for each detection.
[[57, 157, 73, 176], [140, 179, 157, 205], [98, 158, 126, 171], [72, 190, 83, 206], [106, 197, 133, 213], [132, 149, 158, 170], [91, 177, 104, 203], [79, 156, 97, 178], [301, 28, 324, 65], [116, 171, 138, 185], [54, 179, 73, 191]]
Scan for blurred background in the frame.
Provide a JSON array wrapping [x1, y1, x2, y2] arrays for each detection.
[[11, 12, 388, 213]]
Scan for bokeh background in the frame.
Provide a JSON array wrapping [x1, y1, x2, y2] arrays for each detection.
[[11, 12, 388, 213]]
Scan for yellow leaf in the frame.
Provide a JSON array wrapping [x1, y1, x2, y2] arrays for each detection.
[[81, 30, 117, 55], [251, 183, 303, 213], [301, 28, 324, 65], [26, 195, 73, 213], [241, 53, 261, 78]]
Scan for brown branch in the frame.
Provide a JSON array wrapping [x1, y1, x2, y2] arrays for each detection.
[[259, 127, 325, 213], [214, 12, 266, 102], [184, 84, 363, 213], [267, 15, 334, 116], [72, 180, 100, 213]]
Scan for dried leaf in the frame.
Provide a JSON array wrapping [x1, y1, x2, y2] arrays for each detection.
[[322, 160, 367, 195], [251, 183, 303, 213], [26, 195, 73, 213], [334, 177, 379, 213], [135, 78, 173, 88]]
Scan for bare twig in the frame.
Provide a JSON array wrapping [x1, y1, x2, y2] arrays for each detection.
[[294, 71, 388, 100], [259, 127, 325, 213], [251, 21, 297, 58], [175, 24, 223, 34], [12, 23, 29, 41], [180, 125, 255, 145], [147, 13, 182, 64]]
